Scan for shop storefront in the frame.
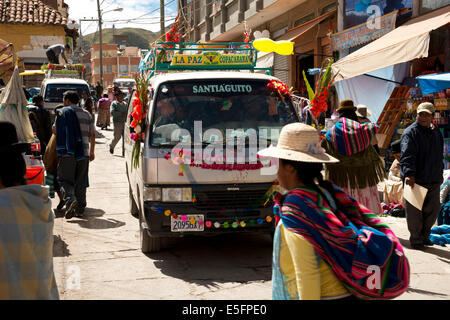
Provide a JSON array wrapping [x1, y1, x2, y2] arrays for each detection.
[[332, 5, 449, 155], [274, 9, 337, 94], [332, 5, 449, 123]]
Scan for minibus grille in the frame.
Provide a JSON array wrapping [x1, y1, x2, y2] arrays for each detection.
[[194, 188, 272, 211]]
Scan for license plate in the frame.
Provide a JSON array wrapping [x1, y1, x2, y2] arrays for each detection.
[[171, 215, 204, 232]]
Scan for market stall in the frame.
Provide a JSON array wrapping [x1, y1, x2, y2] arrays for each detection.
[[380, 72, 450, 167], [0, 66, 45, 185]]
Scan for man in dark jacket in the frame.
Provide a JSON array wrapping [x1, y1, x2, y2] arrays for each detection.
[[28, 95, 52, 155], [400, 102, 444, 250], [54, 91, 95, 219]]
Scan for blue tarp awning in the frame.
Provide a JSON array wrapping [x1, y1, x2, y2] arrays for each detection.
[[416, 72, 450, 95]]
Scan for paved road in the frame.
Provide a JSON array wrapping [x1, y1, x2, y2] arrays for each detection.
[[53, 127, 273, 299], [52, 126, 450, 300]]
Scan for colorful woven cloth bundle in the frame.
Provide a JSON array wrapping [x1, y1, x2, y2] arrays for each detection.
[[326, 117, 378, 157], [273, 184, 410, 299]]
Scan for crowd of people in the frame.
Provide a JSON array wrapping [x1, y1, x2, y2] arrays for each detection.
[[0, 81, 131, 298], [24, 82, 128, 218]]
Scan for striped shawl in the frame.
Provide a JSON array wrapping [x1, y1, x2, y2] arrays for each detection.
[[273, 184, 410, 299], [326, 117, 378, 156]]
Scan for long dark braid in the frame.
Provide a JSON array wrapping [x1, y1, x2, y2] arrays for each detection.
[[281, 159, 342, 212]]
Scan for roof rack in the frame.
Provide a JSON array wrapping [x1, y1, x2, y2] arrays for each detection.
[[139, 42, 272, 79]]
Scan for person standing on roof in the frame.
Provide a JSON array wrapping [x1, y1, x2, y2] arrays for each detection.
[[46, 44, 71, 65]]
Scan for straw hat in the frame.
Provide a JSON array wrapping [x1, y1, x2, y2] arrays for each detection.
[[337, 99, 356, 112], [257, 123, 339, 163], [356, 104, 372, 118]]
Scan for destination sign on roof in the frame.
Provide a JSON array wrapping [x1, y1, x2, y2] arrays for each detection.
[[171, 52, 252, 67]]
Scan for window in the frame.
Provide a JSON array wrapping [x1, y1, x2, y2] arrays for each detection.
[[294, 13, 315, 27], [321, 3, 337, 14], [44, 84, 90, 103], [130, 64, 138, 73], [94, 66, 99, 74], [420, 0, 450, 14], [119, 64, 129, 74], [150, 79, 298, 147], [103, 65, 112, 74]]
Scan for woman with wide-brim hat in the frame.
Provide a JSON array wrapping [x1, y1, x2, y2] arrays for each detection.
[[320, 99, 384, 215], [258, 122, 409, 300]]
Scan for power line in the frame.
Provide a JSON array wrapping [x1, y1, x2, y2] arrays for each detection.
[[103, 15, 177, 23], [131, 0, 177, 20], [105, 17, 177, 26]]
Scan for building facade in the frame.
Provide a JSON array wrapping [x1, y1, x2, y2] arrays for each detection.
[[184, 0, 449, 117], [90, 43, 141, 87], [0, 0, 77, 87], [332, 0, 449, 122], [185, 0, 337, 99]]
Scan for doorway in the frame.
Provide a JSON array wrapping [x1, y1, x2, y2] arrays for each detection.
[[296, 52, 315, 98]]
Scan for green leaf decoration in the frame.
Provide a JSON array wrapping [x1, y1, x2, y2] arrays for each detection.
[[302, 70, 316, 101]]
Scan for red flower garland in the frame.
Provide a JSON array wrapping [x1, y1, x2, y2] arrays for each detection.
[[310, 84, 330, 119], [267, 79, 291, 100], [164, 150, 264, 175]]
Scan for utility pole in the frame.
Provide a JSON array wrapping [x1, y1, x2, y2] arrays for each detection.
[[160, 0, 165, 37], [97, 0, 103, 87], [179, 0, 187, 42]]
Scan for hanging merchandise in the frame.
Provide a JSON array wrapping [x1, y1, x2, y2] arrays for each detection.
[[165, 14, 183, 45], [213, 0, 218, 16], [0, 66, 34, 143], [243, 21, 252, 44]]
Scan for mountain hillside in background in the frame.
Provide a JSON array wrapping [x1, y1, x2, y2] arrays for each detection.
[[82, 28, 158, 49]]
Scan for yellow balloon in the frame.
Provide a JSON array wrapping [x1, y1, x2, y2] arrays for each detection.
[[253, 38, 294, 56], [274, 41, 294, 56], [253, 38, 276, 53]]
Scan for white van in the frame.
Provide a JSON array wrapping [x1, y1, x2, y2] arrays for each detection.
[[41, 78, 90, 113], [125, 71, 299, 253]]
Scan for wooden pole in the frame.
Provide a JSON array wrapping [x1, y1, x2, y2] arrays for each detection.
[[97, 0, 104, 87], [160, 0, 165, 37]]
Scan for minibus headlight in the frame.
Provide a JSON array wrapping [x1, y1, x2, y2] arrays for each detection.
[[162, 188, 192, 202], [144, 187, 162, 201]]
